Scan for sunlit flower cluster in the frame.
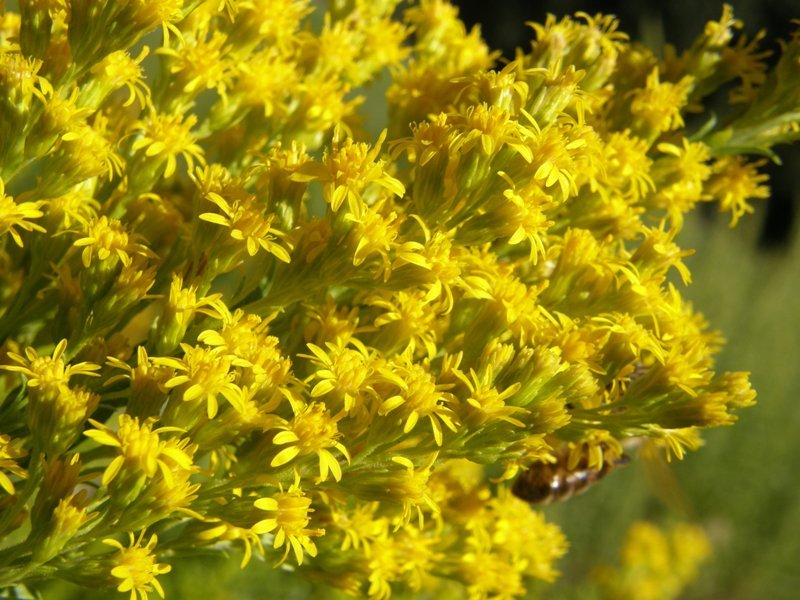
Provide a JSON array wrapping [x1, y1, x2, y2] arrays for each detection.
[[0, 1, 794, 598]]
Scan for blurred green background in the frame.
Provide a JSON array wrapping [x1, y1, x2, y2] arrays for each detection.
[[33, 1, 800, 598]]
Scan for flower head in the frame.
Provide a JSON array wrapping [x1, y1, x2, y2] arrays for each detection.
[[378, 357, 458, 446], [157, 344, 243, 420], [3, 340, 100, 390], [271, 401, 350, 482], [252, 476, 325, 565], [154, 275, 227, 354], [87, 47, 151, 108], [452, 365, 526, 428], [304, 339, 377, 417], [706, 156, 770, 226], [629, 69, 694, 140], [199, 192, 291, 262], [0, 435, 27, 495], [158, 30, 232, 103], [84, 414, 194, 488], [197, 309, 292, 393], [103, 531, 172, 600], [292, 129, 405, 213], [0, 177, 45, 247], [129, 111, 205, 179], [73, 216, 153, 269]]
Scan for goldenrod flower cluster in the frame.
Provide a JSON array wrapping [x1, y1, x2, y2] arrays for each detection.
[[0, 1, 795, 598], [592, 520, 712, 600]]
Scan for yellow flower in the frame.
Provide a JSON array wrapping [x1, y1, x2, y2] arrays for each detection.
[[452, 366, 526, 428], [365, 522, 440, 600], [3, 339, 100, 391], [292, 77, 361, 142], [344, 198, 425, 278], [450, 103, 534, 161], [2, 340, 101, 453], [45, 186, 100, 231], [416, 229, 490, 312], [603, 131, 655, 201], [73, 216, 154, 269], [649, 140, 712, 226], [252, 476, 325, 565], [378, 358, 458, 446], [312, 10, 406, 87], [32, 486, 96, 564], [0, 49, 52, 106], [460, 550, 527, 600], [157, 344, 244, 419], [386, 454, 441, 525], [0, 177, 45, 247], [303, 297, 363, 346], [593, 520, 711, 600], [291, 128, 405, 213], [129, 111, 205, 179], [230, 0, 312, 50], [84, 414, 194, 487], [147, 463, 201, 518], [47, 114, 124, 187], [629, 69, 694, 139], [459, 488, 568, 588], [158, 30, 232, 103], [706, 156, 770, 226], [197, 309, 292, 393], [163, 275, 227, 329], [195, 521, 264, 568], [332, 501, 385, 554], [0, 2, 779, 597], [496, 173, 555, 261], [110, 349, 165, 407], [643, 426, 704, 462], [528, 123, 587, 200], [368, 290, 445, 360], [103, 531, 172, 600], [723, 30, 771, 104], [0, 435, 27, 495], [199, 192, 291, 262], [304, 338, 377, 416], [87, 46, 152, 108], [270, 401, 350, 482], [231, 49, 298, 117]]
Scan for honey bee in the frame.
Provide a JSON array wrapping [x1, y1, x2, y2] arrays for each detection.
[[512, 442, 631, 505]]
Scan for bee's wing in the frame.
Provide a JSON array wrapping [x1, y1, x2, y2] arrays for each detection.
[[637, 438, 695, 519]]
